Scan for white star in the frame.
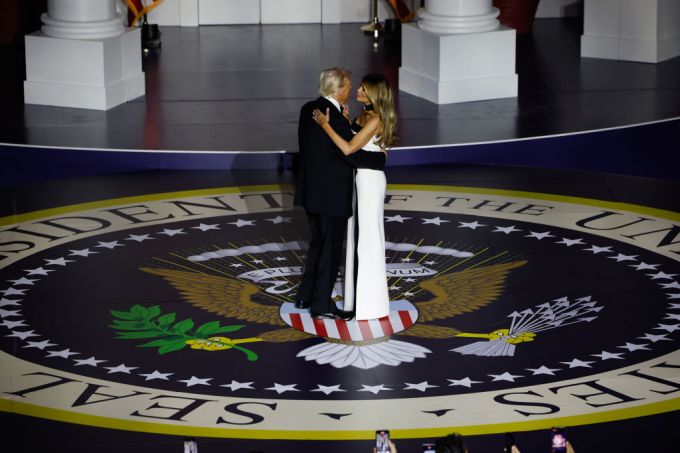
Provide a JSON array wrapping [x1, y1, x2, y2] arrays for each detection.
[[608, 253, 638, 262], [647, 272, 677, 280], [228, 219, 256, 228], [44, 257, 74, 266], [220, 380, 255, 391], [638, 333, 670, 343], [654, 323, 680, 333], [400, 257, 413, 263], [22, 339, 56, 350], [630, 262, 659, 271], [423, 260, 437, 266], [422, 217, 450, 226], [404, 278, 417, 283], [617, 342, 650, 352], [526, 366, 560, 376], [7, 278, 37, 286], [7, 330, 39, 340], [0, 308, 21, 318], [311, 384, 346, 395], [230, 263, 243, 268], [384, 214, 411, 223], [404, 381, 438, 392], [584, 245, 612, 254], [591, 351, 624, 360], [266, 383, 299, 394], [68, 249, 98, 257], [265, 216, 291, 224], [96, 241, 124, 249], [178, 376, 212, 387], [126, 234, 154, 242], [447, 377, 482, 388], [274, 257, 288, 261], [489, 372, 523, 382], [0, 319, 27, 329], [158, 228, 185, 237], [556, 238, 585, 247], [525, 231, 555, 240], [560, 358, 594, 368], [660, 282, 680, 290], [104, 364, 138, 374], [74, 356, 107, 367], [458, 220, 485, 230], [46, 348, 79, 358], [0, 288, 25, 296], [251, 259, 264, 264], [0, 298, 21, 307], [193, 223, 220, 231], [140, 370, 173, 381], [665, 313, 680, 321], [24, 267, 55, 276], [493, 225, 521, 234], [390, 286, 401, 291], [403, 291, 416, 297], [358, 384, 392, 394]]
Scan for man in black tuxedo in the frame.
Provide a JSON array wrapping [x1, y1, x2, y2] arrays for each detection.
[[294, 67, 385, 320]]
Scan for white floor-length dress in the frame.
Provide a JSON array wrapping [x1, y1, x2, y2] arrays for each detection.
[[343, 135, 390, 320]]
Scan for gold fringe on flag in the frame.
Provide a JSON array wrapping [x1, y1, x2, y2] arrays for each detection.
[[387, 0, 415, 22], [127, 0, 165, 28]]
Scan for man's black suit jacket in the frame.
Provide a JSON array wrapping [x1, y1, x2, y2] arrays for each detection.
[[294, 97, 385, 217]]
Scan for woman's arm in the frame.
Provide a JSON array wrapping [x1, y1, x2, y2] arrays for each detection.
[[312, 108, 380, 155]]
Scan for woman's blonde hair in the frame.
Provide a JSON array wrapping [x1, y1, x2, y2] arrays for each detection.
[[361, 73, 397, 149], [319, 67, 351, 97]]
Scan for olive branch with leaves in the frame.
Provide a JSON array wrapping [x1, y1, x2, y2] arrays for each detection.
[[109, 304, 261, 360]]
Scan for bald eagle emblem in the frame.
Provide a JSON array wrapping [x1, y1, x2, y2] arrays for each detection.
[[138, 257, 558, 368]]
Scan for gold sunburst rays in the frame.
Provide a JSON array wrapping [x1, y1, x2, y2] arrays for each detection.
[[145, 240, 299, 306], [386, 239, 515, 303], [231, 238, 303, 303], [387, 237, 426, 292]]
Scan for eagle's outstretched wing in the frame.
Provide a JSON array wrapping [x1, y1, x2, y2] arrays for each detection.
[[415, 260, 527, 323], [141, 267, 285, 326]]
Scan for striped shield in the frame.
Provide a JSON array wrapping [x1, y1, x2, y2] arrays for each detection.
[[280, 300, 418, 342]]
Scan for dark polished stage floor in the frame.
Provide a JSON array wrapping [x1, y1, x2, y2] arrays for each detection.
[[2, 18, 680, 153]]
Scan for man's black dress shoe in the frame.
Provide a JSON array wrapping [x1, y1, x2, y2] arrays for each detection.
[[310, 310, 354, 321], [294, 300, 310, 309], [338, 310, 354, 321], [310, 311, 338, 320]]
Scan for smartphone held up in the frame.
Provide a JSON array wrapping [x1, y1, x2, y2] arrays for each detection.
[[376, 430, 390, 453], [551, 427, 567, 453]]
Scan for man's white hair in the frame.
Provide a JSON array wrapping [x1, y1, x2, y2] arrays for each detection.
[[319, 67, 351, 97]]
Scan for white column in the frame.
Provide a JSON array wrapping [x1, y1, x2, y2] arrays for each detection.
[[41, 0, 124, 39], [399, 0, 518, 104], [24, 0, 145, 110], [581, 0, 680, 63], [418, 0, 500, 34]]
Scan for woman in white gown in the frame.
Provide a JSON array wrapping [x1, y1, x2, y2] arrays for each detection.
[[312, 73, 397, 320]]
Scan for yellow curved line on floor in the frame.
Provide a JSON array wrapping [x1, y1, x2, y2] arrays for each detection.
[[1, 183, 677, 227], [0, 185, 294, 227], [387, 184, 680, 222], [1, 397, 679, 440]]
